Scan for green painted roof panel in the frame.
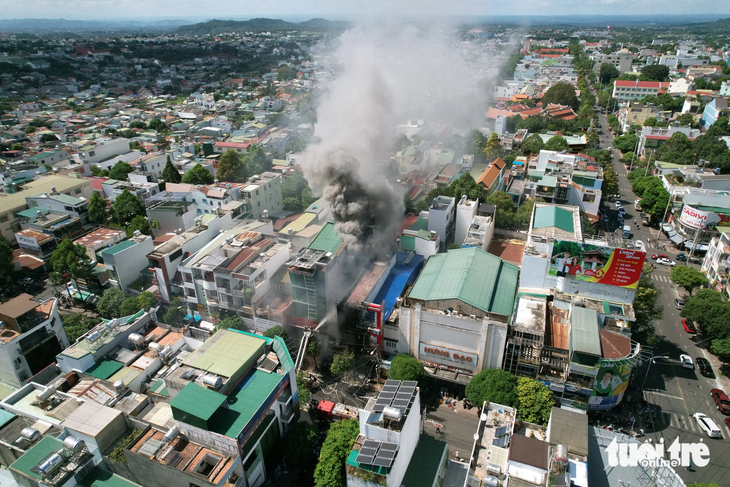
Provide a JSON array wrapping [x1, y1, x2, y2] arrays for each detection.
[[401, 435, 448, 487], [87, 360, 124, 380], [81, 467, 142, 487], [408, 247, 518, 317], [533, 206, 575, 233], [408, 217, 429, 232], [308, 222, 344, 254], [401, 235, 416, 251], [169, 382, 226, 421], [100, 239, 136, 256], [10, 436, 64, 480]]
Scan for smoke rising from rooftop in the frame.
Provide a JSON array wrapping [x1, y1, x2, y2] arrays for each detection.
[[301, 23, 487, 259]]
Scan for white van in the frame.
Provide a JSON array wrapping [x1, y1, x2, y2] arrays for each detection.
[[693, 413, 722, 438]]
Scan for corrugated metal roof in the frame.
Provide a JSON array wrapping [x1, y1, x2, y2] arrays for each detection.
[[10, 436, 64, 480], [100, 239, 137, 256], [570, 307, 602, 356], [401, 235, 416, 251], [408, 247, 519, 317], [408, 217, 429, 232], [183, 329, 266, 378], [308, 222, 344, 254], [87, 360, 124, 380], [283, 212, 316, 233], [533, 206, 575, 233]]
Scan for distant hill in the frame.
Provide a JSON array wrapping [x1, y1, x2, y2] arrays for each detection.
[[686, 16, 730, 33], [0, 18, 191, 33], [175, 17, 350, 35]]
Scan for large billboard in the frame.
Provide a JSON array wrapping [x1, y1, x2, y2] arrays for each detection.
[[588, 356, 637, 410], [679, 204, 721, 230], [549, 240, 646, 289]]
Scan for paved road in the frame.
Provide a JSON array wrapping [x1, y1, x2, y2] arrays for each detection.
[[597, 111, 730, 484], [423, 401, 481, 461]]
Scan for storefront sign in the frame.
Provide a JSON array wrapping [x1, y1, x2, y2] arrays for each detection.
[[679, 204, 720, 230], [549, 240, 646, 289], [16, 234, 41, 252], [419, 342, 478, 369], [589, 355, 638, 410]]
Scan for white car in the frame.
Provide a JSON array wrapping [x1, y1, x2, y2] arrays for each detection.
[[615, 201, 622, 209], [680, 354, 694, 369], [656, 257, 675, 266], [635, 240, 645, 251], [693, 412, 722, 438]]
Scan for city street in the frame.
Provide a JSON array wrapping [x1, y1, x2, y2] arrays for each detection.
[[598, 111, 730, 484]]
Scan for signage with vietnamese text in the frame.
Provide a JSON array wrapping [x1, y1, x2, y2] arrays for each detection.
[[679, 204, 721, 230], [16, 234, 41, 252], [419, 342, 478, 369], [549, 240, 646, 289]]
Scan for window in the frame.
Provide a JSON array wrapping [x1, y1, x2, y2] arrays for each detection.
[[0, 214, 7, 223], [384, 339, 398, 349], [255, 189, 259, 196]]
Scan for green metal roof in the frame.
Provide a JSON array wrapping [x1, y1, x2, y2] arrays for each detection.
[[184, 329, 266, 378], [87, 360, 124, 380], [570, 307, 602, 356], [170, 382, 227, 422], [10, 436, 64, 480], [408, 217, 429, 232], [308, 222, 344, 254], [81, 466, 142, 487], [210, 369, 284, 438], [408, 247, 519, 317], [539, 175, 558, 188], [100, 239, 136, 256], [533, 206, 575, 233], [416, 229, 432, 240], [0, 408, 15, 428], [16, 207, 50, 218], [401, 435, 448, 487], [401, 234, 416, 251]]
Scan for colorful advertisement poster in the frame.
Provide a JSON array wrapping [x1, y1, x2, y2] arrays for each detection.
[[589, 356, 637, 410], [549, 240, 646, 289], [679, 204, 721, 230]]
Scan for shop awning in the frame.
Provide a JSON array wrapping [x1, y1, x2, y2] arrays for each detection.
[[662, 223, 673, 233], [669, 234, 684, 245]]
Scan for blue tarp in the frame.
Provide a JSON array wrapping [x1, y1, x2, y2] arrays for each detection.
[[371, 251, 424, 320]]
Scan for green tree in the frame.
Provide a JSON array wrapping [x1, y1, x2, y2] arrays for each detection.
[[61, 313, 98, 343], [545, 135, 569, 152], [243, 145, 270, 174], [283, 170, 309, 199], [263, 325, 288, 340], [710, 338, 730, 363], [109, 161, 134, 181], [599, 63, 620, 85], [307, 336, 320, 368], [87, 192, 107, 225], [514, 198, 537, 229], [485, 191, 516, 228], [516, 377, 554, 426], [216, 149, 248, 183], [181, 163, 214, 185], [313, 419, 359, 487], [163, 298, 186, 325], [97, 288, 125, 318], [277, 65, 298, 81], [655, 132, 695, 165], [469, 130, 489, 158], [296, 371, 312, 407], [330, 350, 355, 377], [613, 134, 638, 153], [113, 189, 145, 226], [670, 266, 709, 295], [449, 173, 484, 201], [283, 197, 303, 212], [640, 64, 670, 82], [50, 238, 91, 285], [25, 125, 36, 134], [632, 265, 662, 346], [40, 133, 58, 143], [162, 155, 181, 183], [681, 289, 730, 340], [119, 296, 141, 316], [522, 133, 545, 154], [483, 132, 502, 160], [138, 291, 158, 310], [126, 215, 153, 237], [283, 419, 316, 472], [465, 369, 518, 407], [147, 118, 166, 132], [388, 354, 427, 384], [541, 82, 580, 111], [0, 235, 15, 287], [643, 117, 659, 127], [215, 314, 246, 332]]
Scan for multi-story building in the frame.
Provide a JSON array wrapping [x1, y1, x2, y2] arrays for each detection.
[[73, 227, 127, 262], [77, 137, 135, 166], [180, 227, 289, 319], [593, 49, 633, 74], [237, 173, 283, 219], [701, 97, 730, 129], [147, 199, 197, 236], [427, 195, 455, 250], [612, 80, 670, 101], [14, 228, 57, 262], [396, 247, 519, 383], [617, 102, 666, 132], [702, 230, 730, 296], [0, 296, 67, 388], [637, 124, 698, 155], [0, 175, 92, 243], [100, 234, 155, 291], [26, 192, 89, 226], [125, 329, 297, 487]]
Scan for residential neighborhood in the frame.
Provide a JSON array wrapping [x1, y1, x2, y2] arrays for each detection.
[[0, 10, 730, 487]]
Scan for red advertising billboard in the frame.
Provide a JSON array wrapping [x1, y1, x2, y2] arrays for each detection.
[[549, 240, 646, 289]]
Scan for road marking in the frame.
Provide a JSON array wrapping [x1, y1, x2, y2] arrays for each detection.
[[646, 390, 683, 400]]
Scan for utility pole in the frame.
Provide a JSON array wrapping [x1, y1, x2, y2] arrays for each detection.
[[644, 150, 653, 178]]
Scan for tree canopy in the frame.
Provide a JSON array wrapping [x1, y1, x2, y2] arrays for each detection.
[[541, 82, 580, 111], [50, 238, 91, 284], [215, 314, 246, 332], [545, 135, 569, 152], [640, 64, 670, 82], [113, 189, 146, 226], [485, 191, 517, 229], [263, 325, 288, 340], [87, 192, 107, 225], [670, 266, 709, 295], [681, 289, 730, 341], [598, 63, 620, 85], [163, 298, 186, 325], [0, 235, 15, 288], [97, 288, 126, 318], [162, 155, 181, 183], [109, 161, 134, 181], [126, 215, 153, 237], [330, 350, 355, 377], [181, 163, 214, 185], [388, 354, 428, 384], [522, 133, 545, 154], [61, 313, 98, 343], [216, 149, 248, 183], [313, 419, 359, 487], [516, 378, 554, 426], [465, 368, 518, 407]]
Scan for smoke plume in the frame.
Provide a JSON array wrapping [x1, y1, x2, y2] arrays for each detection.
[[301, 23, 489, 259]]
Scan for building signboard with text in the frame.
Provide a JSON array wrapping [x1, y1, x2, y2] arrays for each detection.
[[419, 342, 478, 371], [549, 240, 646, 289]]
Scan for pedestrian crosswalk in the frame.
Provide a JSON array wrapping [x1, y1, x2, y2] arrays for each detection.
[[651, 275, 670, 283], [662, 411, 730, 439]]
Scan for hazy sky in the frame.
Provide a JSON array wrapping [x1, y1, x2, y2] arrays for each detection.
[[1, 0, 728, 20]]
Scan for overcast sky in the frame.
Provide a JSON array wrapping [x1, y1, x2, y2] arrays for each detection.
[[1, 0, 728, 20]]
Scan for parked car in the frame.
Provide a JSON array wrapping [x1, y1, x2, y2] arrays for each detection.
[[680, 354, 694, 369], [656, 257, 675, 266], [682, 319, 697, 334], [615, 201, 622, 209], [675, 298, 685, 310], [652, 254, 670, 260], [693, 412, 723, 438], [711, 389, 730, 414], [676, 252, 687, 261], [697, 357, 714, 377]]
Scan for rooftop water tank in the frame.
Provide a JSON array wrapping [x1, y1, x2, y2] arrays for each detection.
[[20, 427, 40, 442], [63, 436, 85, 453], [36, 452, 63, 477]]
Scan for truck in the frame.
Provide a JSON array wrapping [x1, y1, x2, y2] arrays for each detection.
[[623, 225, 631, 238]]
